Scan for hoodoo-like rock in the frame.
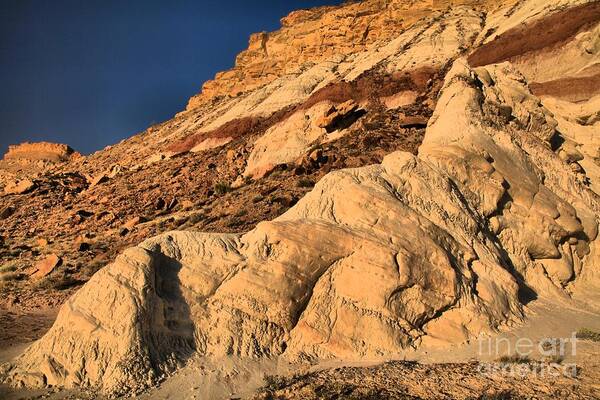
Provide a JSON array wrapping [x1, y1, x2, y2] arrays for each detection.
[[5, 56, 600, 393]]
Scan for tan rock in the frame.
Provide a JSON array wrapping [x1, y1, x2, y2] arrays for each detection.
[[180, 200, 195, 209], [123, 216, 146, 230], [398, 115, 429, 128], [315, 100, 361, 132], [558, 141, 584, 163], [89, 173, 109, 187], [230, 176, 246, 189], [382, 90, 419, 109], [308, 149, 324, 163], [190, 137, 232, 153], [3, 142, 80, 163], [31, 254, 61, 279], [4, 179, 36, 195], [186, 0, 495, 109], [226, 149, 237, 163], [244, 103, 333, 178]]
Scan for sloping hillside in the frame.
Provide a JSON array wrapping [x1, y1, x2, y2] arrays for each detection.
[[1, 0, 600, 398]]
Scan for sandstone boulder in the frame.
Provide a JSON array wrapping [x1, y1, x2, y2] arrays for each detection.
[[382, 90, 419, 109], [315, 100, 363, 133], [30, 255, 61, 279], [124, 216, 146, 230], [398, 115, 429, 128], [4, 179, 36, 195], [89, 173, 109, 187]]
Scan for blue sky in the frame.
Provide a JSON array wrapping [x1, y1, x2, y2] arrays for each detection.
[[0, 0, 340, 155]]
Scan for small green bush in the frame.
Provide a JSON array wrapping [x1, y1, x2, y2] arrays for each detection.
[[0, 271, 20, 282], [235, 209, 248, 218]]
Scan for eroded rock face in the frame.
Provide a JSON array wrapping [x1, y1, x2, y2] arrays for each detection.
[[2, 0, 600, 396], [186, 0, 481, 110], [3, 142, 81, 163], [5, 57, 600, 394]]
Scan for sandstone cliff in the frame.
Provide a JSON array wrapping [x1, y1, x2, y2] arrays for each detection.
[[1, 0, 600, 396], [3, 142, 80, 163]]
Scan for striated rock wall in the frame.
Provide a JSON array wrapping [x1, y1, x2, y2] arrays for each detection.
[[186, 0, 514, 110]]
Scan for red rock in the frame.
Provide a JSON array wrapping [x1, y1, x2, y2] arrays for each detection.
[[398, 115, 429, 128], [90, 174, 109, 187], [123, 216, 146, 229], [31, 254, 61, 279]]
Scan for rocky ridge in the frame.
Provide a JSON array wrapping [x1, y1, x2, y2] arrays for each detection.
[[1, 0, 600, 397]]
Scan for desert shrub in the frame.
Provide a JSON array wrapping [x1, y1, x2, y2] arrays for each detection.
[[544, 354, 564, 364], [0, 262, 21, 282], [33, 273, 80, 291], [468, 390, 514, 400], [496, 354, 531, 364], [214, 182, 232, 195], [297, 178, 314, 188], [0, 271, 20, 282], [0, 263, 18, 274], [187, 213, 204, 225], [576, 328, 600, 342]]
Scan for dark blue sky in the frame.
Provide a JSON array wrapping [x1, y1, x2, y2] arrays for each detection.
[[0, 0, 340, 155]]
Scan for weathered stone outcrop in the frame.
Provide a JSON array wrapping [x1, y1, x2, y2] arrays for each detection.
[[2, 0, 600, 397], [3, 142, 81, 163], [186, 0, 518, 110], [4, 57, 599, 394], [3, 179, 36, 195]]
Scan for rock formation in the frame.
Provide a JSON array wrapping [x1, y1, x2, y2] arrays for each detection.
[[0, 142, 81, 196], [186, 0, 517, 110], [1, 0, 600, 396], [3, 142, 81, 163]]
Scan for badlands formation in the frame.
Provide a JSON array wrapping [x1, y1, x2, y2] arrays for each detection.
[[1, 0, 600, 398]]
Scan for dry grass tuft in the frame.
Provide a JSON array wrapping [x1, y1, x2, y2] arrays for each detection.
[[576, 328, 600, 342]]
